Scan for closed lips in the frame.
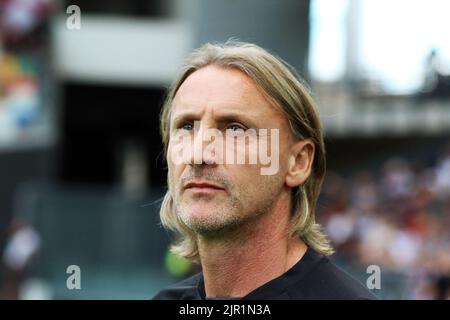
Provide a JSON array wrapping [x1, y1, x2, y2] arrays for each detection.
[[184, 182, 224, 190]]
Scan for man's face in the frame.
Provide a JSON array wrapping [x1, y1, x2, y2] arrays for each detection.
[[167, 65, 294, 236]]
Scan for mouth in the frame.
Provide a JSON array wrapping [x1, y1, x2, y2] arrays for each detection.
[[184, 181, 226, 194]]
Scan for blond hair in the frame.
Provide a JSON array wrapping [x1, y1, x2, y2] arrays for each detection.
[[159, 41, 333, 261]]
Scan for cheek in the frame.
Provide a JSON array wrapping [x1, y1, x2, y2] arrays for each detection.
[[166, 145, 175, 175], [274, 133, 291, 173], [167, 143, 185, 183], [226, 163, 266, 191], [226, 164, 285, 207]]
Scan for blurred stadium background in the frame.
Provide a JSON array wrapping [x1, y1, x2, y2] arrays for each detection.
[[0, 0, 449, 299]]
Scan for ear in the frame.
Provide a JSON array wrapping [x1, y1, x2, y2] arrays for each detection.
[[285, 139, 315, 188]]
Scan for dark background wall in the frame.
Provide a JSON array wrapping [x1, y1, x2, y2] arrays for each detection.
[[58, 82, 167, 187]]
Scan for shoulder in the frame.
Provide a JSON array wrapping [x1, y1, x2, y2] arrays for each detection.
[[152, 272, 203, 300], [287, 254, 378, 300]]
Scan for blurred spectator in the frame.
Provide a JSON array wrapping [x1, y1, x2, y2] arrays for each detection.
[[380, 157, 414, 200], [420, 48, 450, 99], [435, 143, 450, 195], [0, 218, 41, 299], [0, 0, 54, 47]]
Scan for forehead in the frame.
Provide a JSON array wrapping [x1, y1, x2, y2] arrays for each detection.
[[171, 65, 284, 122]]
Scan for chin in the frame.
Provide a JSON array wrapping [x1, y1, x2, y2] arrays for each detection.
[[182, 206, 219, 224], [180, 207, 234, 234]]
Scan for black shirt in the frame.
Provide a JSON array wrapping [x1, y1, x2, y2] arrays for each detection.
[[153, 247, 378, 300]]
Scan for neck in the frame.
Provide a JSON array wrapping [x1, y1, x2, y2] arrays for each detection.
[[197, 195, 308, 298]]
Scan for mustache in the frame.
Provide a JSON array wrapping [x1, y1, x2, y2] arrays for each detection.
[[180, 169, 232, 191]]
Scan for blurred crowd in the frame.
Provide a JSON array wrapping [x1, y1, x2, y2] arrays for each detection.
[[0, 0, 54, 147], [318, 142, 450, 299]]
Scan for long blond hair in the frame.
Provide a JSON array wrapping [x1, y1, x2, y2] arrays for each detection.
[[159, 41, 333, 261]]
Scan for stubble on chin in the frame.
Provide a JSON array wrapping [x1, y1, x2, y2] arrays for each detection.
[[174, 191, 244, 237]]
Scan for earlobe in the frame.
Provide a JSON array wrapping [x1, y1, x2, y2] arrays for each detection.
[[285, 140, 315, 188]]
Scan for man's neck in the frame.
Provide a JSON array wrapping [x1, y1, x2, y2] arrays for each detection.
[[197, 201, 308, 298]]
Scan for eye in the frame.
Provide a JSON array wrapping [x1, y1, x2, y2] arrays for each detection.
[[180, 122, 194, 131], [226, 124, 246, 132]]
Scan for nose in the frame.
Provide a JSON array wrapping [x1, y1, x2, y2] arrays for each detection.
[[189, 122, 218, 166]]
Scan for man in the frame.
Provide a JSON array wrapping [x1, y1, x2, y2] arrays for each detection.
[[153, 41, 376, 300]]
